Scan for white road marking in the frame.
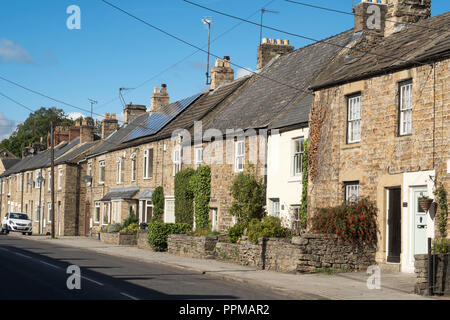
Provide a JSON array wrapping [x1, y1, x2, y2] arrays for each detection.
[[40, 260, 61, 269], [14, 252, 32, 259], [120, 292, 139, 300], [82, 276, 104, 286]]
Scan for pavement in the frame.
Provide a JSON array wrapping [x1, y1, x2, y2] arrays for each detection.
[[3, 233, 435, 300]]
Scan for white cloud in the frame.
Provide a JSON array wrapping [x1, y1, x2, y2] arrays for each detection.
[[67, 112, 85, 120], [0, 112, 19, 141], [236, 67, 253, 79], [0, 38, 34, 64]]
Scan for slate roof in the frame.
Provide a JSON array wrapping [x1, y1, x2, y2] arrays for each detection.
[[0, 139, 81, 178], [87, 113, 149, 157], [55, 140, 100, 165], [201, 29, 356, 132], [110, 76, 249, 150], [269, 94, 313, 129], [138, 189, 153, 199], [311, 12, 450, 90], [100, 186, 140, 201], [1, 158, 21, 171], [124, 92, 203, 142]]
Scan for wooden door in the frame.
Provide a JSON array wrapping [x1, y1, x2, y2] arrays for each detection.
[[387, 188, 401, 263]]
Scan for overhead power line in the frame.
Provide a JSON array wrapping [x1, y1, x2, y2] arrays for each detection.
[[285, 0, 450, 33], [0, 91, 35, 113], [100, 0, 304, 92], [96, 0, 277, 110], [182, 0, 429, 66]]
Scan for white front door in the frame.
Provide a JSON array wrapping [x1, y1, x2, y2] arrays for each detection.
[[412, 188, 428, 255]]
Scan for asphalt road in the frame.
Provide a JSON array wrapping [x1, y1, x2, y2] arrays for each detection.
[[0, 235, 290, 300]]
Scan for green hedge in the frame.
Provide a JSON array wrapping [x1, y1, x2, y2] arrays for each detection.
[[247, 216, 290, 244], [152, 186, 165, 222], [190, 165, 211, 231], [174, 168, 195, 226], [147, 221, 191, 251]]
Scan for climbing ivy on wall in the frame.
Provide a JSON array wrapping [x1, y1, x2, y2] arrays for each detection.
[[299, 138, 309, 230], [190, 165, 211, 231], [174, 168, 195, 226], [434, 183, 448, 239], [151, 186, 164, 222]]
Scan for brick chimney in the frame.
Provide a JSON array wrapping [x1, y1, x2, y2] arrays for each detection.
[[150, 84, 170, 113], [354, 0, 431, 37], [80, 119, 94, 144], [257, 38, 294, 70], [210, 56, 234, 90], [124, 103, 147, 124], [101, 113, 118, 140]]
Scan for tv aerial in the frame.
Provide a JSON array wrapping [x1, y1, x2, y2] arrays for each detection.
[[119, 87, 134, 107], [260, 7, 279, 44], [202, 17, 212, 85]]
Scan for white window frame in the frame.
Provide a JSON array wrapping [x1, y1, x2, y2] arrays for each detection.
[[271, 199, 280, 218], [35, 170, 41, 189], [94, 202, 101, 223], [130, 153, 136, 182], [164, 196, 175, 223], [112, 201, 120, 223], [173, 146, 182, 176], [87, 162, 92, 186], [47, 202, 52, 222], [116, 157, 122, 184], [57, 168, 63, 190], [102, 203, 110, 225], [47, 170, 52, 191], [234, 140, 244, 172], [143, 148, 154, 179], [211, 208, 218, 231], [8, 178, 11, 196], [345, 182, 359, 203], [195, 146, 203, 168], [399, 81, 412, 136], [144, 200, 153, 223], [347, 94, 361, 144], [293, 138, 304, 176], [99, 160, 105, 184]]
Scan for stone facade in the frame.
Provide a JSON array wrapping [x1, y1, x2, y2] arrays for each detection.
[[168, 234, 217, 259], [309, 60, 450, 272], [257, 38, 294, 70]]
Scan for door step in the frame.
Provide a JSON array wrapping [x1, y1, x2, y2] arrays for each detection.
[[379, 263, 401, 272]]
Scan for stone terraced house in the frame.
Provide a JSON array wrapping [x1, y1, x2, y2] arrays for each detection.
[[0, 122, 99, 236], [308, 2, 449, 272]]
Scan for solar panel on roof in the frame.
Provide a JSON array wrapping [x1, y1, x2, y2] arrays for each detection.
[[123, 92, 202, 142]]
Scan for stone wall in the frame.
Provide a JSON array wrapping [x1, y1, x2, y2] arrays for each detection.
[[414, 253, 450, 296], [168, 234, 218, 259], [137, 230, 152, 250], [168, 233, 376, 273], [100, 232, 137, 246], [216, 234, 376, 273]]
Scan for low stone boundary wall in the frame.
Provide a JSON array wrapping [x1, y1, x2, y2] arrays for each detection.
[[215, 234, 376, 273], [168, 234, 218, 259], [168, 233, 376, 273], [415, 253, 449, 296], [137, 231, 152, 250], [100, 232, 137, 246]]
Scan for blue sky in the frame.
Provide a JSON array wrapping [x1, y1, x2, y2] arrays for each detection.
[[0, 0, 448, 140]]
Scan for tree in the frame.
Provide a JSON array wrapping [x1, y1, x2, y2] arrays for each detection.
[[0, 107, 74, 157], [229, 170, 265, 223]]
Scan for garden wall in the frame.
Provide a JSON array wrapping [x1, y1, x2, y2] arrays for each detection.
[[414, 253, 449, 296], [100, 232, 137, 246], [137, 231, 152, 250], [168, 234, 217, 259], [168, 233, 376, 273]]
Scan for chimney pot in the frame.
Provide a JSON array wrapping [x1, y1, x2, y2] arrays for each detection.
[[276, 39, 282, 45], [210, 56, 234, 90], [151, 84, 170, 113], [262, 38, 268, 44], [257, 37, 294, 70]]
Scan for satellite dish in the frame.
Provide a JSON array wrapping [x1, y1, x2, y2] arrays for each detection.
[[29, 148, 35, 154]]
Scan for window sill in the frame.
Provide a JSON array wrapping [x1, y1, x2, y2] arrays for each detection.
[[288, 176, 302, 182], [342, 142, 361, 150], [143, 177, 153, 181], [98, 182, 105, 186]]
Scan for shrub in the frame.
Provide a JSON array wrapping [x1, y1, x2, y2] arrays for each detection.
[[120, 222, 139, 234], [107, 223, 122, 233], [174, 168, 195, 226], [247, 216, 290, 244], [433, 238, 449, 254], [228, 221, 248, 243], [152, 186, 165, 222], [434, 184, 448, 239], [298, 138, 308, 231], [147, 221, 191, 251], [122, 207, 139, 229], [190, 165, 211, 231], [229, 171, 265, 223], [310, 198, 378, 244]]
